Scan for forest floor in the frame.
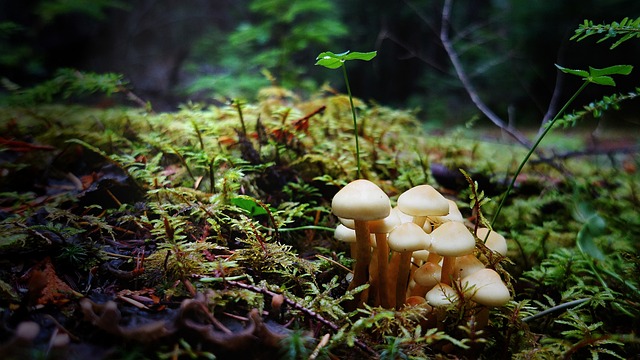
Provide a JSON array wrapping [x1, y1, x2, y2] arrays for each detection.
[[0, 95, 638, 359]]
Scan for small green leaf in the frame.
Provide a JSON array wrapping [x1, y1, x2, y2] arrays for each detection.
[[230, 196, 268, 216], [589, 76, 616, 86], [589, 65, 633, 76], [315, 50, 377, 69], [576, 214, 606, 261], [343, 51, 377, 61], [555, 64, 589, 77], [315, 57, 344, 69]]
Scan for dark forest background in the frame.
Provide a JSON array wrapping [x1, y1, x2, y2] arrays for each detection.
[[1, 0, 639, 126]]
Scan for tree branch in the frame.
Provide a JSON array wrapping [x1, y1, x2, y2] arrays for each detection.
[[439, 0, 532, 148]]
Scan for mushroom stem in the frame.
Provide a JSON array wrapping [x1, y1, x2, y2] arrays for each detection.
[[375, 233, 391, 308], [387, 252, 401, 307], [349, 220, 372, 305], [395, 251, 413, 309], [440, 256, 456, 286], [412, 216, 428, 228], [368, 246, 379, 306]]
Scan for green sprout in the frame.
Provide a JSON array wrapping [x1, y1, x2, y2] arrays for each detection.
[[315, 50, 377, 179], [490, 64, 633, 228]]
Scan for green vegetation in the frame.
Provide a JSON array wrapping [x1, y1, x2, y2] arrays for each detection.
[[315, 50, 377, 178], [0, 14, 639, 360]]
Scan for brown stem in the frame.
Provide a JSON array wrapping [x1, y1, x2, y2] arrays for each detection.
[[395, 251, 412, 309], [387, 253, 401, 307], [440, 256, 456, 286], [349, 220, 371, 307], [375, 233, 391, 308], [368, 246, 379, 306]]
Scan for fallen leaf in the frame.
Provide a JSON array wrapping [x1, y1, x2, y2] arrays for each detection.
[[22, 257, 83, 306]]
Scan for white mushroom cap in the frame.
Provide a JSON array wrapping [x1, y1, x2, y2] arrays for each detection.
[[476, 227, 508, 256], [387, 222, 432, 253], [332, 179, 391, 221], [455, 254, 485, 280], [334, 224, 375, 246], [430, 221, 475, 257], [397, 185, 449, 217], [392, 206, 414, 223], [334, 224, 356, 243], [461, 268, 510, 307], [412, 249, 431, 262], [414, 262, 442, 288], [431, 199, 464, 224], [425, 282, 458, 306], [369, 211, 401, 234]]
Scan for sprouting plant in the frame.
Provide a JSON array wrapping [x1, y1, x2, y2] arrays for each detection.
[[460, 168, 492, 234], [315, 50, 377, 178], [571, 17, 640, 49], [553, 310, 626, 359], [378, 336, 409, 360], [57, 242, 90, 267], [4, 68, 149, 109], [279, 329, 315, 360], [489, 64, 633, 236]]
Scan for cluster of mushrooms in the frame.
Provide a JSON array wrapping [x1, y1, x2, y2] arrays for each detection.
[[332, 179, 510, 325]]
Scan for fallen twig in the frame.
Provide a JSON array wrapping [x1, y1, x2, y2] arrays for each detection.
[[225, 280, 376, 356]]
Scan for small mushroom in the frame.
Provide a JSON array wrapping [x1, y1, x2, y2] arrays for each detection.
[[476, 227, 508, 256], [429, 221, 475, 286], [387, 222, 431, 309], [455, 254, 485, 280], [425, 282, 458, 307], [397, 185, 449, 228], [411, 261, 442, 297], [368, 212, 401, 308], [425, 282, 459, 330], [429, 199, 465, 228], [461, 268, 510, 307], [332, 179, 391, 306], [461, 268, 511, 328], [334, 223, 357, 258]]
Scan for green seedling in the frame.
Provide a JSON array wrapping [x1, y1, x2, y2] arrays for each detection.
[[490, 64, 633, 229], [315, 50, 377, 179]]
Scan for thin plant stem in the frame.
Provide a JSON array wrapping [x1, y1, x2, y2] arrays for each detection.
[[490, 81, 590, 228], [342, 64, 361, 179], [234, 99, 247, 136], [522, 297, 590, 322]]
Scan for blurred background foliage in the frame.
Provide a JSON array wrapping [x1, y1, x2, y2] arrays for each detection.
[[1, 0, 639, 125]]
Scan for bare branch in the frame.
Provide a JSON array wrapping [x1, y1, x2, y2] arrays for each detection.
[[439, 0, 532, 148]]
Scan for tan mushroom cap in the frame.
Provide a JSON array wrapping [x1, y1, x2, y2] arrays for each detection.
[[334, 224, 375, 245], [431, 199, 465, 224], [414, 262, 442, 288], [392, 206, 414, 224], [425, 282, 458, 307], [476, 227, 508, 256], [455, 254, 485, 279], [369, 211, 402, 234], [334, 224, 356, 243], [332, 179, 391, 221], [397, 185, 449, 217], [387, 222, 432, 253], [430, 221, 475, 257], [412, 249, 431, 262], [461, 268, 510, 307], [338, 211, 400, 233]]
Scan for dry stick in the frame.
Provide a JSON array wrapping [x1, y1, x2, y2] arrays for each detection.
[[440, 0, 531, 149], [225, 280, 376, 356]]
